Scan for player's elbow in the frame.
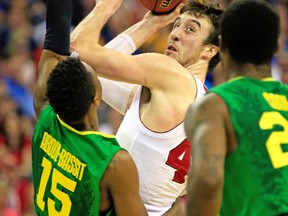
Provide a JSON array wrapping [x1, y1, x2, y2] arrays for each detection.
[[189, 164, 224, 195], [186, 169, 224, 216], [198, 168, 224, 199]]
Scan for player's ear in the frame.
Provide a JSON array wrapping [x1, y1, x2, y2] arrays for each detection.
[[92, 95, 101, 107], [203, 44, 219, 60], [207, 44, 219, 59]]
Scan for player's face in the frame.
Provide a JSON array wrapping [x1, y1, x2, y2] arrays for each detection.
[[165, 12, 212, 68]]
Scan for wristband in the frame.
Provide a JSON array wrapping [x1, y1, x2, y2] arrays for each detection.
[[43, 0, 72, 56], [105, 33, 137, 54]]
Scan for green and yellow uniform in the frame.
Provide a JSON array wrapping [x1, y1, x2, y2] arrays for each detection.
[[210, 77, 288, 216], [32, 105, 123, 216]]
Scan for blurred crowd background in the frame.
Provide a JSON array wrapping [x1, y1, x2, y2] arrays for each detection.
[[0, 0, 287, 215]]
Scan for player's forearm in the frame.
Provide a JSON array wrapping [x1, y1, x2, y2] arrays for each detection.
[[186, 174, 223, 216], [34, 0, 72, 117], [163, 195, 185, 216], [70, 0, 122, 51], [43, 0, 72, 55], [104, 33, 136, 55], [123, 17, 164, 49]]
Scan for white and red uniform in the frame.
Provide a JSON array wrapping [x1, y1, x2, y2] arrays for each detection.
[[116, 77, 206, 215], [102, 33, 207, 215]]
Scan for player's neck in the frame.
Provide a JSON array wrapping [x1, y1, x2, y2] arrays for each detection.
[[229, 62, 272, 80], [185, 60, 208, 83], [66, 118, 98, 132]]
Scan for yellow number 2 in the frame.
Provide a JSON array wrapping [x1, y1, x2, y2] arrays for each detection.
[[36, 157, 77, 215], [259, 112, 288, 169]]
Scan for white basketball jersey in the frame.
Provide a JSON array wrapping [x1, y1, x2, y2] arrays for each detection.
[[116, 76, 206, 215]]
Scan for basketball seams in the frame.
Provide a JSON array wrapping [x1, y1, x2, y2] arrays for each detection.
[[139, 0, 182, 15]]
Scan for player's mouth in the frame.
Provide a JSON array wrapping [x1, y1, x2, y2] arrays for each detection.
[[165, 44, 178, 56]]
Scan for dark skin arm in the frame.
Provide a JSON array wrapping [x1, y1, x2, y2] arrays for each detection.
[[33, 50, 67, 118], [184, 93, 237, 216], [100, 150, 148, 216], [33, 0, 72, 119], [163, 195, 186, 216]]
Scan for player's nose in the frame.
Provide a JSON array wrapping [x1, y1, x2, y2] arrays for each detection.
[[170, 28, 182, 41]]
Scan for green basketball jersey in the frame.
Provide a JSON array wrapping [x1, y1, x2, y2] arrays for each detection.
[[209, 77, 288, 216], [32, 105, 123, 216]]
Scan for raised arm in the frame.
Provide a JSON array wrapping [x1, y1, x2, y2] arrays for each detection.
[[70, 0, 123, 52], [70, 2, 191, 91], [33, 0, 73, 118], [97, 8, 183, 114]]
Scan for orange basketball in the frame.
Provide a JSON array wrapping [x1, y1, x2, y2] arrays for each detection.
[[139, 0, 184, 14]]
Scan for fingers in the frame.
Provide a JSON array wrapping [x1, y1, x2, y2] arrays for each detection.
[[174, 3, 184, 14]]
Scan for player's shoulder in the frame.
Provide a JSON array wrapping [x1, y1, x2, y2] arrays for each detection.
[[107, 150, 134, 171], [192, 92, 222, 108], [187, 92, 227, 123], [102, 149, 138, 186]]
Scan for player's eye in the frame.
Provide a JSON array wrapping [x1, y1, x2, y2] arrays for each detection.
[[186, 27, 195, 32], [172, 23, 181, 30]]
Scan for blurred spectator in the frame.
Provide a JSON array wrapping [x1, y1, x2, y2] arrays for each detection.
[[275, 0, 288, 54], [0, 110, 33, 215], [211, 0, 288, 87], [18, 179, 35, 216], [0, 111, 32, 178], [278, 53, 288, 84], [2, 51, 36, 118], [99, 104, 124, 135], [2, 0, 33, 57], [272, 0, 288, 84], [273, 53, 288, 84], [0, 179, 20, 216], [0, 148, 21, 215], [0, 79, 18, 130]]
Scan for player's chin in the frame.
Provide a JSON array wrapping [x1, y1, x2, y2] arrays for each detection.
[[165, 50, 178, 59]]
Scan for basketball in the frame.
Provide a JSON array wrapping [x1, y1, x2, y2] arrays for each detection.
[[139, 0, 184, 15]]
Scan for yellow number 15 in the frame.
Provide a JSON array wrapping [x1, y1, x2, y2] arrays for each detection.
[[259, 112, 288, 169], [36, 157, 77, 216]]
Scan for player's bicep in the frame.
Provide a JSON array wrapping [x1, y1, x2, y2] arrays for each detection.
[[131, 53, 189, 90], [184, 94, 227, 215], [80, 46, 186, 90], [185, 94, 227, 180], [106, 150, 147, 216]]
